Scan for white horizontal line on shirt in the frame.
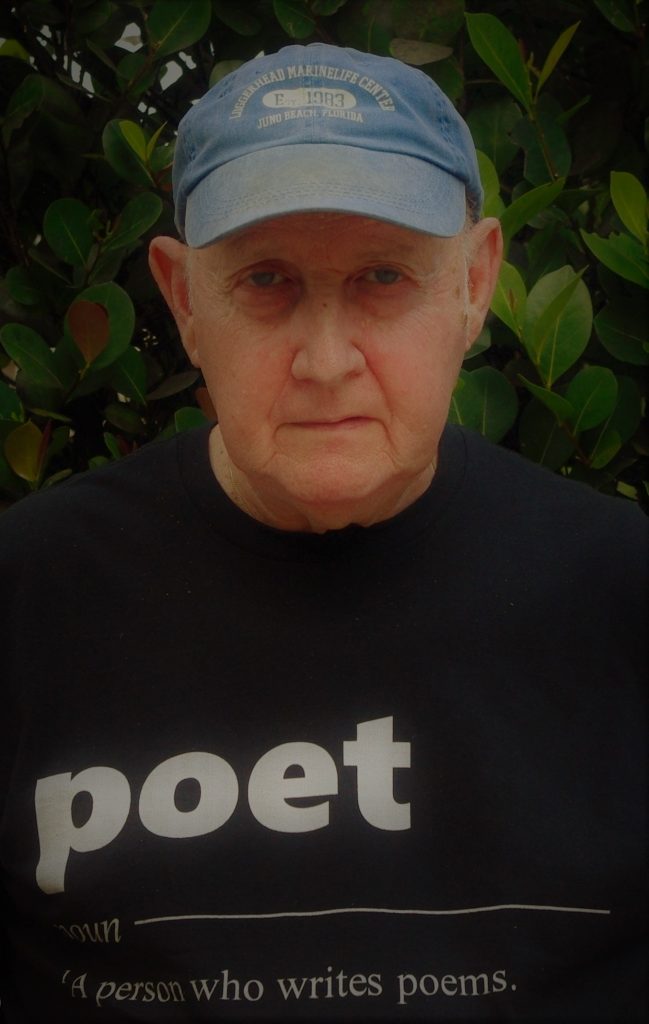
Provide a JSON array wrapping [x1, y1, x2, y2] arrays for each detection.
[[134, 903, 611, 926]]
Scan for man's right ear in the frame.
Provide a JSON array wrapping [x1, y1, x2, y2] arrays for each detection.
[[148, 236, 199, 366]]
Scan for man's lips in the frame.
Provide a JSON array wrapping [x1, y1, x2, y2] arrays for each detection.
[[290, 417, 373, 429]]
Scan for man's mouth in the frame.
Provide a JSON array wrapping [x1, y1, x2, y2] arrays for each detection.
[[292, 417, 371, 429]]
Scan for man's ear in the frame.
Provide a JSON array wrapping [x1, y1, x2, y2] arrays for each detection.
[[463, 217, 503, 350], [148, 236, 199, 367]]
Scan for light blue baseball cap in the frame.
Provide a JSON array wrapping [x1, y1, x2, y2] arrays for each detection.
[[173, 43, 482, 247]]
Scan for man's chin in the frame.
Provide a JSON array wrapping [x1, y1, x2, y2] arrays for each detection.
[[262, 463, 420, 533]]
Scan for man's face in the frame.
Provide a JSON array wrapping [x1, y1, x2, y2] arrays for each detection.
[[152, 213, 501, 531]]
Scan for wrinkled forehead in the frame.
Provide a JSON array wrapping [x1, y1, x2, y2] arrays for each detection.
[[190, 212, 465, 270]]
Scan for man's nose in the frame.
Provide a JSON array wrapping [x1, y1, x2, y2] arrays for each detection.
[[290, 300, 366, 384]]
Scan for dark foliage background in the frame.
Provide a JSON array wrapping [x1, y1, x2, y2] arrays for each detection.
[[0, 0, 647, 510]]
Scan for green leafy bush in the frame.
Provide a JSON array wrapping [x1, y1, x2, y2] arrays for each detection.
[[0, 0, 647, 509]]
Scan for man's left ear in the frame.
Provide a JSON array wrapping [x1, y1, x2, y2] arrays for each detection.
[[148, 236, 200, 367], [464, 217, 503, 349]]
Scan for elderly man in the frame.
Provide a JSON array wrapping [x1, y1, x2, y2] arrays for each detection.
[[0, 43, 646, 1023]]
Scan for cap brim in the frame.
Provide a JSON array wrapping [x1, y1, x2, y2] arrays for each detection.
[[183, 143, 467, 247]]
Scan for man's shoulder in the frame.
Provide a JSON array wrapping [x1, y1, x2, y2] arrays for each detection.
[[457, 426, 647, 532], [0, 429, 191, 553], [448, 427, 648, 606]]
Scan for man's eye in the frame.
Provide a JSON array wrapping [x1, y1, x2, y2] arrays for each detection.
[[247, 270, 286, 288], [363, 267, 403, 285]]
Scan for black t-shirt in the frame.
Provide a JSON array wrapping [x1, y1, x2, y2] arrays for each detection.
[[0, 425, 646, 1021]]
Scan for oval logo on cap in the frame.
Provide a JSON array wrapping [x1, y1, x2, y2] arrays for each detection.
[[262, 87, 356, 110]]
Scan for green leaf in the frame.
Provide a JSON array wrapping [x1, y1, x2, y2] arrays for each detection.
[[0, 380, 24, 422], [312, 0, 349, 12], [102, 119, 154, 186], [273, 0, 316, 38], [50, 333, 87, 392], [0, 452, 22, 496], [518, 376, 574, 424], [536, 22, 580, 96], [43, 198, 94, 267], [500, 178, 565, 248], [518, 398, 576, 469], [0, 324, 63, 390], [149, 141, 175, 175], [67, 282, 135, 371], [614, 477, 638, 497], [174, 406, 209, 432], [491, 260, 527, 337], [209, 60, 244, 88], [560, 366, 618, 434], [107, 347, 148, 405], [42, 467, 72, 488], [610, 171, 648, 245], [14, 372, 64, 418], [103, 431, 122, 459], [71, 0, 112, 36], [85, 38, 117, 73], [448, 366, 518, 441], [524, 221, 570, 280], [476, 151, 504, 219], [145, 123, 167, 162], [335, 0, 392, 55], [5, 74, 84, 132], [6, 266, 41, 306], [43, 423, 69, 467], [27, 247, 72, 285], [389, 39, 453, 65], [25, 408, 72, 425], [467, 98, 522, 174], [3, 420, 43, 483], [104, 192, 163, 252], [556, 95, 591, 125], [116, 52, 158, 96], [104, 401, 145, 435], [0, 39, 31, 61], [22, 1, 65, 26], [212, 0, 263, 35], [512, 104, 571, 186], [594, 298, 649, 366], [581, 230, 649, 288], [588, 429, 622, 470], [147, 371, 200, 401], [393, 0, 466, 44], [6, 74, 40, 125], [147, 0, 212, 58], [522, 266, 592, 386], [593, 0, 636, 32], [119, 120, 147, 160], [147, 165, 171, 197], [564, 366, 618, 433], [427, 56, 464, 103], [465, 13, 532, 113], [583, 375, 641, 470]]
